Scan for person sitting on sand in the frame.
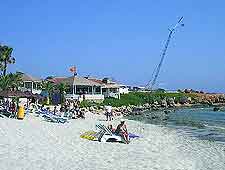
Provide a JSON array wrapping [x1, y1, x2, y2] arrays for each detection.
[[115, 119, 129, 144]]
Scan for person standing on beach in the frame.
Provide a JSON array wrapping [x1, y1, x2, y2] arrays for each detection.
[[11, 101, 16, 117], [53, 106, 57, 115], [105, 105, 112, 121]]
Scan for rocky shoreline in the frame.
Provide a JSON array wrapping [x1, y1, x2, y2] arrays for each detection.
[[88, 102, 225, 119], [82, 93, 225, 122]]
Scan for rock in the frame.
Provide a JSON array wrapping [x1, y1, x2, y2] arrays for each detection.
[[213, 107, 220, 111], [89, 106, 95, 112], [164, 110, 171, 114], [161, 99, 168, 108], [153, 101, 159, 105], [143, 103, 151, 109], [179, 96, 189, 104], [167, 98, 175, 107]]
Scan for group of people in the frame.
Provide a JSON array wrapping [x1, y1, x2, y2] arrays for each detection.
[[51, 100, 85, 119], [0, 100, 18, 117]]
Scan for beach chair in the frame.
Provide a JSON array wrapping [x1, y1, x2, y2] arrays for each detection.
[[0, 110, 16, 118], [0, 113, 5, 118], [39, 110, 69, 124], [95, 124, 124, 143], [42, 114, 68, 123], [63, 111, 73, 119]]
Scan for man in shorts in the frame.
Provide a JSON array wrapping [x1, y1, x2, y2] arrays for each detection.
[[105, 105, 112, 121]]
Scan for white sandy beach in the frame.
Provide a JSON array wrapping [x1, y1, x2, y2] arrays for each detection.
[[0, 113, 225, 170]]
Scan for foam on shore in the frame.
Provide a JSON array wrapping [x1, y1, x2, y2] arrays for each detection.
[[0, 113, 224, 170]]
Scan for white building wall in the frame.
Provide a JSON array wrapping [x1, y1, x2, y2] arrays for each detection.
[[119, 87, 129, 94], [65, 94, 104, 101]]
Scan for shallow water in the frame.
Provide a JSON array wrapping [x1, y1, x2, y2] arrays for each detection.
[[128, 108, 225, 144]]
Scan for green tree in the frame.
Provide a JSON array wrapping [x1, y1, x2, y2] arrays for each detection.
[[0, 45, 15, 76], [56, 83, 68, 105], [8, 72, 23, 91], [0, 74, 11, 91], [0, 72, 23, 91], [41, 81, 55, 104]]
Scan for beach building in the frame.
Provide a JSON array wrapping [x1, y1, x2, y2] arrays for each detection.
[[20, 73, 42, 94], [119, 84, 130, 94], [131, 86, 146, 91], [88, 78, 127, 99], [47, 76, 104, 102], [46, 76, 128, 102]]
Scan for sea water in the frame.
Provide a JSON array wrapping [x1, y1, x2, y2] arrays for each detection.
[[128, 107, 225, 144]]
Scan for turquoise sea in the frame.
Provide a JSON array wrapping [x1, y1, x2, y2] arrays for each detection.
[[128, 107, 225, 143]]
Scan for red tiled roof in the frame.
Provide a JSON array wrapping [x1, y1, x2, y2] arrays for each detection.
[[88, 78, 104, 84], [88, 78, 120, 88], [47, 77, 67, 84]]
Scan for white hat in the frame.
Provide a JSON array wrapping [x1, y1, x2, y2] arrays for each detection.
[[120, 119, 125, 122]]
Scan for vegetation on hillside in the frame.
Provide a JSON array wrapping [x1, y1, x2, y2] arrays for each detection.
[[102, 92, 197, 107], [78, 92, 198, 108]]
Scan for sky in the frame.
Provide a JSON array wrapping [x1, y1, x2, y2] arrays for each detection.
[[1, 0, 225, 92]]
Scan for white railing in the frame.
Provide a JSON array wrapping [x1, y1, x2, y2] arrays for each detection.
[[65, 94, 80, 100], [65, 94, 104, 100], [32, 89, 42, 94], [84, 94, 104, 100], [19, 87, 42, 94]]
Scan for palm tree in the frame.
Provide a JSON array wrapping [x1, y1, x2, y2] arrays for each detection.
[[41, 81, 55, 105], [0, 72, 23, 91], [0, 74, 11, 91], [56, 83, 68, 105], [9, 72, 23, 91], [0, 45, 16, 76]]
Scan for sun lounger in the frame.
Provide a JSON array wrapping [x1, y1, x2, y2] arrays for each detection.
[[0, 110, 16, 118], [35, 109, 70, 124], [0, 113, 5, 118], [42, 114, 68, 123]]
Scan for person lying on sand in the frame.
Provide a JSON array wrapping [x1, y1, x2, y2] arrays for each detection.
[[115, 119, 129, 144]]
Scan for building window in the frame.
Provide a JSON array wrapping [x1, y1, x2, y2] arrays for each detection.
[[95, 87, 101, 94], [33, 83, 37, 89], [37, 83, 41, 90], [110, 88, 118, 93], [25, 82, 32, 89]]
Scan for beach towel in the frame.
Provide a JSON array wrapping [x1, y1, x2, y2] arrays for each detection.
[[80, 131, 97, 141]]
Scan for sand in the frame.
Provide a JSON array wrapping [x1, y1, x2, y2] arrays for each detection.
[[0, 112, 225, 170]]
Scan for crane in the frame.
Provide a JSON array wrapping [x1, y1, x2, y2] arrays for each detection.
[[146, 17, 184, 90]]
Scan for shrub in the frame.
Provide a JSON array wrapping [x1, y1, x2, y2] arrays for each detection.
[[80, 100, 93, 108], [102, 92, 196, 107]]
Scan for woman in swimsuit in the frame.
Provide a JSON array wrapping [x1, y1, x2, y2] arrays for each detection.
[[115, 119, 129, 144]]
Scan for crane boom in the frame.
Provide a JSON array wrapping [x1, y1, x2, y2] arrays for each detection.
[[146, 17, 184, 90]]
